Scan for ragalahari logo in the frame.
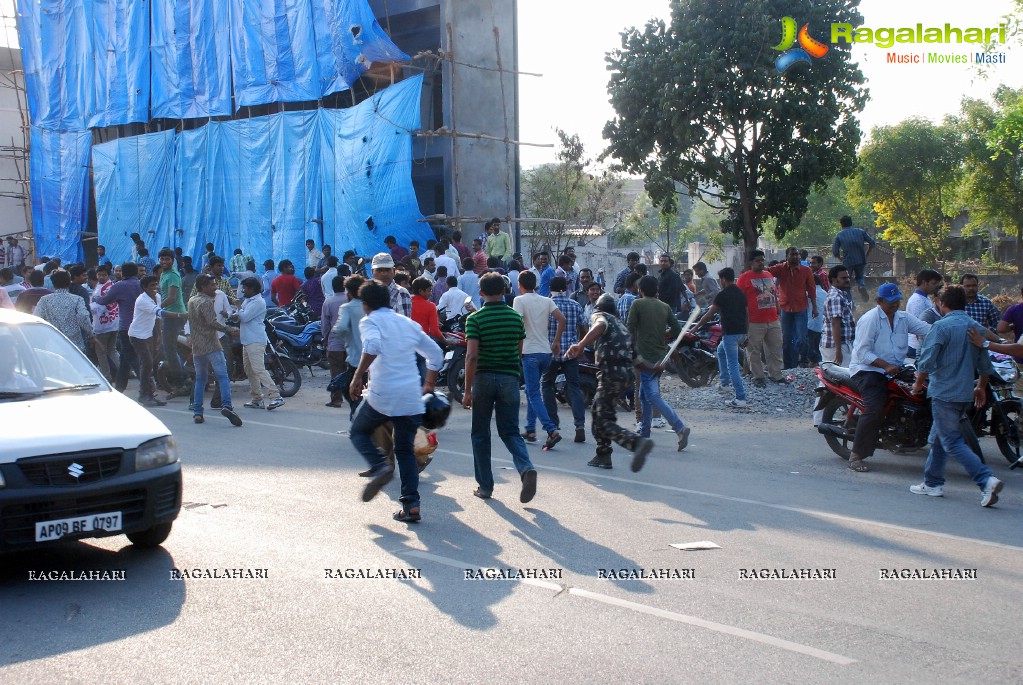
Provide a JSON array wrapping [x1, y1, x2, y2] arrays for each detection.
[[773, 17, 829, 73]]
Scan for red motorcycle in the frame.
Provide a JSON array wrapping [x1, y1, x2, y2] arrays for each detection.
[[667, 318, 747, 388], [814, 362, 984, 463]]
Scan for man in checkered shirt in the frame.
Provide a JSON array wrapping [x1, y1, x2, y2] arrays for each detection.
[[813, 265, 855, 426], [542, 276, 589, 443], [959, 273, 1000, 332]]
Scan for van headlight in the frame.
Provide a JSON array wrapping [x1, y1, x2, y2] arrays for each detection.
[[135, 436, 179, 471]]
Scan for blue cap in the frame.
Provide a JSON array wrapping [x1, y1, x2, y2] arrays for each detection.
[[877, 282, 902, 302]]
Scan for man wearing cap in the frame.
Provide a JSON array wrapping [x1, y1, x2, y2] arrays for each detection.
[[371, 253, 412, 317], [845, 282, 931, 472]]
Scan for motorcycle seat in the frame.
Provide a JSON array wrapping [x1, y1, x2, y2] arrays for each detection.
[[274, 321, 308, 335], [821, 363, 853, 386]]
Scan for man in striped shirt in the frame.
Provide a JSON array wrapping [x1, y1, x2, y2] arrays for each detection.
[[462, 272, 538, 503]]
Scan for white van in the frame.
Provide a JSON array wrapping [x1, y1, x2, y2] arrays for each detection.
[[0, 308, 182, 552]]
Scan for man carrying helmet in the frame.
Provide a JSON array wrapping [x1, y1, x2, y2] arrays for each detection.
[[348, 280, 444, 523], [567, 294, 653, 471]]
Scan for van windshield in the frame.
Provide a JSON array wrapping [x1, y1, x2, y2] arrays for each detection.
[[0, 322, 109, 396]]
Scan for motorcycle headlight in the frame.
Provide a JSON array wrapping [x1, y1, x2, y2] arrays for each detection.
[[135, 436, 180, 472]]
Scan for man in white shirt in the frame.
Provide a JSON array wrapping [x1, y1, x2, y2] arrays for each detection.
[[846, 283, 931, 472], [905, 269, 942, 359], [513, 270, 566, 448], [434, 240, 461, 278], [437, 276, 474, 319], [320, 256, 340, 298], [305, 239, 324, 270], [237, 277, 283, 410], [348, 280, 444, 523]]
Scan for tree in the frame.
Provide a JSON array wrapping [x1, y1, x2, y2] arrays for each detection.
[[956, 86, 1023, 272], [603, 0, 868, 257], [781, 177, 873, 248], [520, 129, 626, 256], [848, 117, 964, 267]]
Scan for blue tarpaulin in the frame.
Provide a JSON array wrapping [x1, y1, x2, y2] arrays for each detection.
[[17, 0, 407, 124], [16, 0, 93, 131], [92, 129, 177, 267], [151, 0, 233, 119], [311, 0, 410, 98], [229, 0, 320, 107], [88, 0, 150, 128], [318, 74, 429, 258], [28, 126, 91, 263], [92, 76, 427, 267]]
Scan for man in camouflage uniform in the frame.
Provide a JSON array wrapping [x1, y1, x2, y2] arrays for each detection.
[[567, 294, 654, 472]]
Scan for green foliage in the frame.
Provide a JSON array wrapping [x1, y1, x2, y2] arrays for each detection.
[[848, 118, 964, 266], [521, 129, 626, 255], [777, 177, 872, 247], [954, 86, 1023, 272], [602, 0, 868, 255]]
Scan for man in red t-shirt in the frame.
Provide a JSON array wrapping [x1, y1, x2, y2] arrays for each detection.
[[271, 259, 303, 306], [736, 250, 784, 387], [769, 246, 818, 370]]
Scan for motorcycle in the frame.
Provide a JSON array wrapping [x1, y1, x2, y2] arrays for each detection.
[[157, 329, 302, 398], [267, 315, 324, 373], [666, 316, 746, 388], [813, 362, 984, 463], [966, 351, 1022, 467], [436, 307, 469, 403]]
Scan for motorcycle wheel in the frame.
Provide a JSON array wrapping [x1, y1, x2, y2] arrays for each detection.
[[991, 399, 1022, 464], [447, 357, 465, 404], [821, 395, 857, 460], [268, 356, 302, 398], [682, 364, 715, 388]]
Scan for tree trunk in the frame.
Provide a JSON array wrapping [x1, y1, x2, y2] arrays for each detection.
[[1016, 224, 1022, 274]]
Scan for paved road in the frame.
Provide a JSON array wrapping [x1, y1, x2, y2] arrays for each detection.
[[2, 378, 1021, 683]]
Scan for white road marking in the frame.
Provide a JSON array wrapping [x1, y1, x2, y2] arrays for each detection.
[[157, 408, 1023, 553], [396, 548, 855, 665]]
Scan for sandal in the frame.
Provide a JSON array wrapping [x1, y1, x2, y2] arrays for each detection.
[[393, 507, 421, 523], [848, 458, 869, 472], [542, 430, 562, 451]]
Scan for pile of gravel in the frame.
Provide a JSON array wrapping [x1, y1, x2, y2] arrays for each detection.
[[665, 367, 822, 416]]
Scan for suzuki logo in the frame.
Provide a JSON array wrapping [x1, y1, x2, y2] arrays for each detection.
[[68, 462, 85, 479]]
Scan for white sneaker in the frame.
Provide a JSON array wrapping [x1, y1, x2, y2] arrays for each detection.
[[981, 477, 1003, 507], [909, 482, 944, 497], [726, 398, 748, 408], [716, 384, 731, 395], [651, 417, 666, 428]]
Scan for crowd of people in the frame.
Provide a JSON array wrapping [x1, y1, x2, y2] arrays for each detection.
[[2, 212, 1016, 519]]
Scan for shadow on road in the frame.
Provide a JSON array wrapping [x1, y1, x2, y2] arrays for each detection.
[[0, 542, 185, 666]]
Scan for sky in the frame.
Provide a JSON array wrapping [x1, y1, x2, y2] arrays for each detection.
[[516, 0, 1023, 170]]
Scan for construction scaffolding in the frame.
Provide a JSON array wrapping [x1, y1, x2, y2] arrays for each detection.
[[0, 7, 32, 253]]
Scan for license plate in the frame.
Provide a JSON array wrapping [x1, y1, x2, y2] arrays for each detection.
[[35, 512, 122, 542]]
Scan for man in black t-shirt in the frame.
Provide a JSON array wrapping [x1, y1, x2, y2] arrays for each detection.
[[694, 268, 749, 408]]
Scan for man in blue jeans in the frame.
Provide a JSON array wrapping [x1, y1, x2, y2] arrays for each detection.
[[348, 280, 444, 522], [910, 286, 1003, 507], [463, 272, 538, 503], [513, 270, 566, 450], [694, 268, 748, 408], [627, 275, 691, 450], [187, 275, 242, 426], [542, 276, 588, 443]]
